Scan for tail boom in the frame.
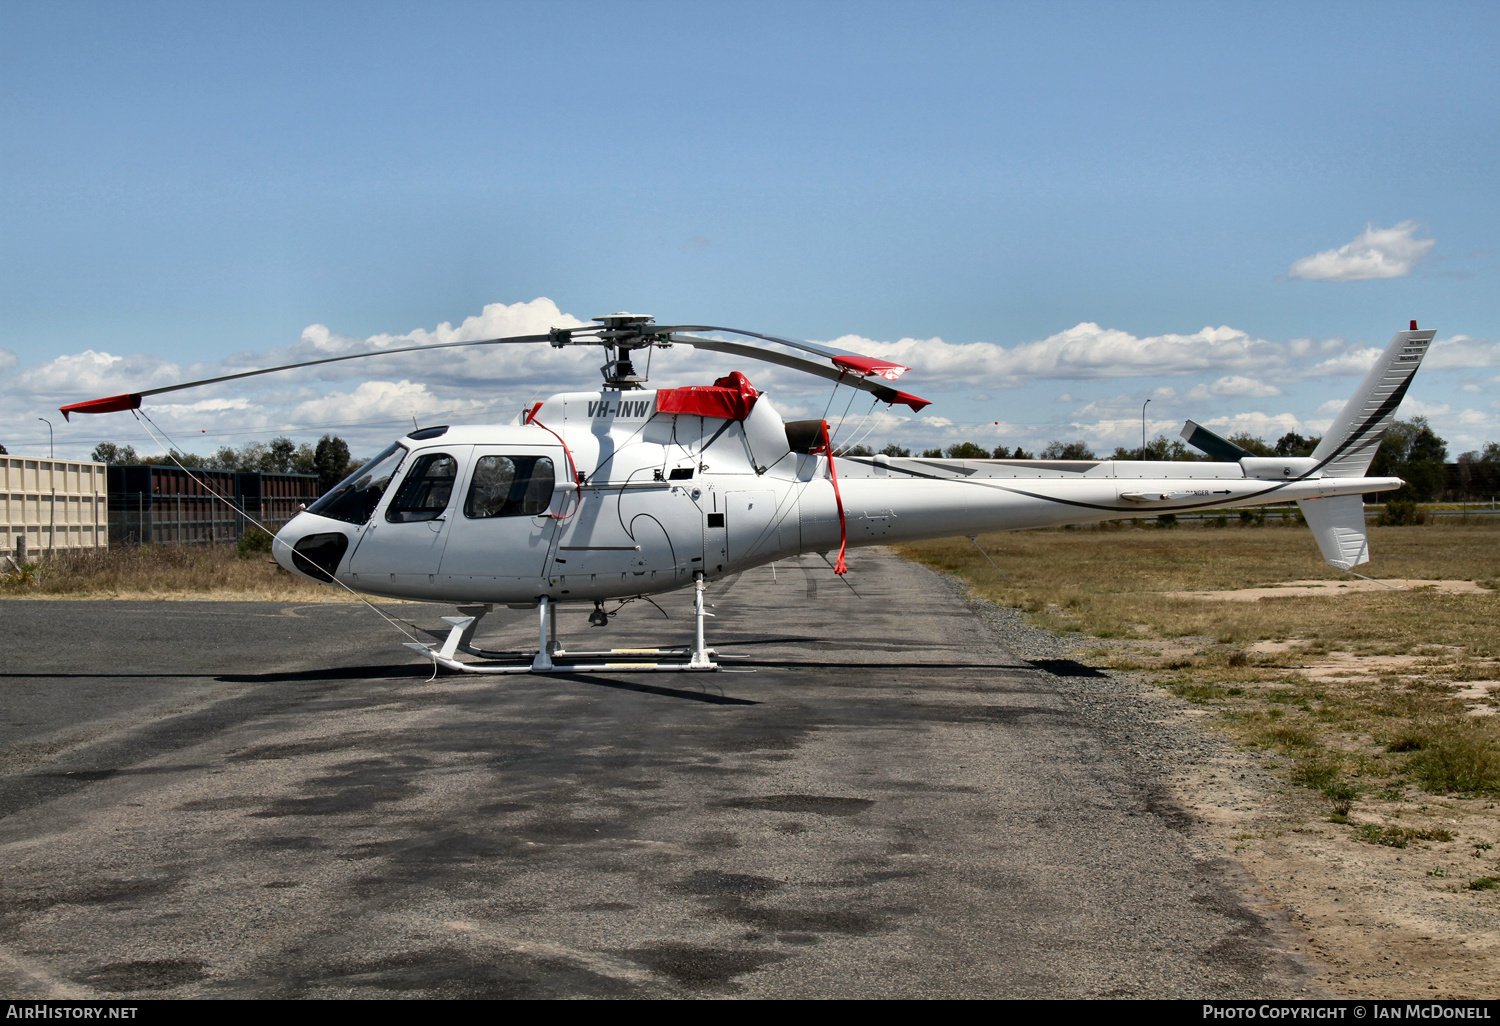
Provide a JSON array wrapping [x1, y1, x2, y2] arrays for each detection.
[[799, 471, 1402, 550]]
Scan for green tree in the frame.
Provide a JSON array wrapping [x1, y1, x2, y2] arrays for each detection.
[[1227, 432, 1274, 457], [1374, 414, 1446, 498], [836, 444, 874, 456], [1042, 440, 1096, 460], [1369, 417, 1448, 502], [314, 434, 352, 494], [290, 443, 317, 475], [211, 445, 242, 470], [0, 443, 7, 455], [1454, 443, 1500, 500], [920, 448, 944, 458], [879, 443, 911, 457], [1112, 434, 1200, 461], [1274, 432, 1319, 457], [91, 442, 140, 464], [260, 436, 297, 473], [945, 441, 990, 459]]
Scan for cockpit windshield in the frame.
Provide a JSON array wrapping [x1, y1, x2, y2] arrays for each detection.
[[305, 442, 407, 525]]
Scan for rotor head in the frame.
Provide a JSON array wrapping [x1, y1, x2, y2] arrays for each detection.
[[579, 313, 664, 389]]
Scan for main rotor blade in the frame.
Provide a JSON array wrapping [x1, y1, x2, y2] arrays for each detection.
[[654, 324, 909, 381], [59, 332, 555, 418], [669, 334, 930, 411]]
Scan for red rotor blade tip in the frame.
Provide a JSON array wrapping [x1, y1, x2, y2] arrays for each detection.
[[59, 393, 142, 421], [831, 354, 908, 380], [893, 391, 931, 412]]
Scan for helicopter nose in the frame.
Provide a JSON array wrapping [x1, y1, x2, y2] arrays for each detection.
[[272, 513, 354, 584]]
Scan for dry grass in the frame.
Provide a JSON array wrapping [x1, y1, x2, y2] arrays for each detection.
[[901, 520, 1500, 800], [902, 519, 1500, 652], [0, 543, 350, 602]]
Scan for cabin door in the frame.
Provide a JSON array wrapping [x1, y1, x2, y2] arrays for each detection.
[[438, 447, 561, 579]]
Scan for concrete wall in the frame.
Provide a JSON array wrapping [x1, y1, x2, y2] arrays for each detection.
[[2, 457, 109, 560]]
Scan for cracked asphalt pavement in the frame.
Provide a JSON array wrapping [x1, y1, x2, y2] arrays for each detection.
[[0, 550, 1317, 998]]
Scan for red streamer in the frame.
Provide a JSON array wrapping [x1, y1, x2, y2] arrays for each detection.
[[525, 403, 584, 520], [808, 420, 848, 575]]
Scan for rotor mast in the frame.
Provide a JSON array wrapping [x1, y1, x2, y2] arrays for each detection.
[[586, 312, 663, 389]]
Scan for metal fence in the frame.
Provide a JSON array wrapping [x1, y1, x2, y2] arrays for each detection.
[[107, 493, 310, 546], [104, 465, 318, 546]]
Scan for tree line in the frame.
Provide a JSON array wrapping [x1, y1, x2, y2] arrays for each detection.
[[840, 418, 1500, 503], [89, 435, 360, 494]]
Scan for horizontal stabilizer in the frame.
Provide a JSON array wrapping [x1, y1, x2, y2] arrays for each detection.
[[1180, 420, 1253, 461], [1297, 495, 1369, 569]]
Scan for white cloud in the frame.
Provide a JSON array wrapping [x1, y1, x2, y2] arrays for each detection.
[[1399, 399, 1451, 418], [1288, 220, 1435, 282], [1183, 375, 1282, 401], [1308, 347, 1381, 377], [1426, 334, 1500, 370], [14, 348, 182, 396], [1068, 417, 1181, 444], [1202, 412, 1328, 438], [288, 379, 483, 424], [828, 322, 1288, 388], [4, 295, 1493, 462], [155, 397, 253, 414], [1069, 393, 1149, 418]]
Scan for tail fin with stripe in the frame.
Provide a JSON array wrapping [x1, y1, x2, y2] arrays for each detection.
[[1297, 322, 1435, 571], [1312, 324, 1436, 477]]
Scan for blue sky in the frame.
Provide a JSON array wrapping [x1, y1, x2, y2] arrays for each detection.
[[2, 0, 1497, 460]]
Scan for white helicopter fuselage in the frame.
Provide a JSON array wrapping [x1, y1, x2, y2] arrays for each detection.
[[271, 384, 1399, 606]]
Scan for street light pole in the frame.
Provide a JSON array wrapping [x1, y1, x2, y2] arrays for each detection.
[[1141, 399, 1151, 461], [37, 417, 54, 553]]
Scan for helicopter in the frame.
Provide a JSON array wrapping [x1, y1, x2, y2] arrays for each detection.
[[61, 313, 1434, 675]]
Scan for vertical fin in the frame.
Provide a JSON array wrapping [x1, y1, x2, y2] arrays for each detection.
[[1312, 327, 1436, 477], [1296, 495, 1369, 569]]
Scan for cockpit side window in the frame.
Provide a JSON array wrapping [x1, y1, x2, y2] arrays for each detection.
[[305, 442, 406, 525], [385, 453, 457, 522], [464, 455, 555, 519]]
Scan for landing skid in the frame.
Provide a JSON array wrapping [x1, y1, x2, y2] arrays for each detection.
[[403, 574, 719, 674]]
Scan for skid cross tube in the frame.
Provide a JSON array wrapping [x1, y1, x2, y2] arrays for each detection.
[[405, 574, 719, 675]]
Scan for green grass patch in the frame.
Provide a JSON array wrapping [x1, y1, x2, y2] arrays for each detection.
[[1354, 823, 1455, 848], [1402, 726, 1500, 794]]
